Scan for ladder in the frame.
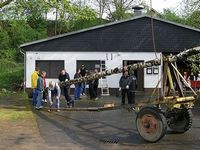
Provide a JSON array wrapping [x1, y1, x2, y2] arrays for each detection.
[[100, 60, 110, 96]]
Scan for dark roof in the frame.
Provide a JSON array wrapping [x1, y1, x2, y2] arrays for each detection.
[[20, 15, 200, 53]]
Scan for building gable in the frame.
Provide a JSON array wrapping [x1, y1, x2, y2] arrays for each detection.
[[21, 16, 200, 53]]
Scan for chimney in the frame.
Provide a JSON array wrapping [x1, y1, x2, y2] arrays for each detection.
[[132, 5, 144, 16]]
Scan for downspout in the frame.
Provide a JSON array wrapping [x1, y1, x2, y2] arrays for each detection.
[[20, 49, 26, 93]]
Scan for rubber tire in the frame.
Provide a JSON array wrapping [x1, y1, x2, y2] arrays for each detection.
[[136, 106, 167, 143], [167, 108, 192, 133]]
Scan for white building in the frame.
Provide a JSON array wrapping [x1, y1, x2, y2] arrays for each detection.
[[20, 15, 200, 94]]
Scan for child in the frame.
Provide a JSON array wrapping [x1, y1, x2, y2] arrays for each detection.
[[48, 81, 61, 112]]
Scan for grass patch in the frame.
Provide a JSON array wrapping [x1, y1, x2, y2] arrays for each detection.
[[0, 93, 33, 121], [0, 108, 32, 121]]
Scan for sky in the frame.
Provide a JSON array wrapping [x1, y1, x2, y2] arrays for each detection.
[[149, 0, 183, 12]]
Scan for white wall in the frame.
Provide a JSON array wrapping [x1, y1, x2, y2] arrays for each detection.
[[26, 51, 161, 89]]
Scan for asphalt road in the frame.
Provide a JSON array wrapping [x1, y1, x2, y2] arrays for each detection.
[[34, 106, 200, 150]]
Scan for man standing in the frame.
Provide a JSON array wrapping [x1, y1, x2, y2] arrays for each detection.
[[31, 67, 40, 106], [93, 69, 99, 100], [88, 70, 95, 100], [128, 70, 137, 108], [119, 71, 130, 105], [42, 71, 47, 103], [74, 69, 81, 100], [80, 64, 86, 95]]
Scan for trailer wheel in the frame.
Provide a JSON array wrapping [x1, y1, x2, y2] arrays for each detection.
[[167, 108, 192, 133], [136, 106, 167, 142]]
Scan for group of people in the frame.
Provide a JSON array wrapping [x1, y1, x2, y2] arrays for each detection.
[[183, 71, 200, 82], [31, 65, 99, 112], [119, 69, 137, 107], [31, 67, 62, 111], [183, 71, 200, 90], [72, 65, 99, 100]]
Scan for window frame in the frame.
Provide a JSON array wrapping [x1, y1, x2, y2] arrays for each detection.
[[35, 60, 64, 78]]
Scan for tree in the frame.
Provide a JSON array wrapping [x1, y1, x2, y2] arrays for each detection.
[[45, 0, 97, 35], [161, 9, 186, 24], [0, 0, 13, 8], [186, 11, 200, 29], [184, 54, 200, 74], [94, 0, 108, 19], [104, 0, 141, 21], [0, 28, 10, 49], [181, 0, 200, 15]]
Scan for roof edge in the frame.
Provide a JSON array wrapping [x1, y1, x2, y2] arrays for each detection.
[[20, 15, 200, 48]]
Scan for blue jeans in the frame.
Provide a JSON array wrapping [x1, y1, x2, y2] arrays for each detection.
[[49, 90, 60, 110], [36, 90, 43, 108], [81, 83, 86, 94], [32, 89, 38, 106], [74, 84, 81, 100]]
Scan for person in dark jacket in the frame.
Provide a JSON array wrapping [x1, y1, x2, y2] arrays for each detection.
[[88, 70, 96, 99], [58, 69, 73, 108], [58, 69, 67, 95], [42, 71, 47, 103], [128, 70, 137, 107], [93, 69, 99, 100], [80, 64, 86, 95], [74, 69, 82, 100], [119, 71, 130, 105]]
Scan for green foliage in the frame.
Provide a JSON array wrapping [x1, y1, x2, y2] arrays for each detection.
[[6, 20, 45, 47], [0, 65, 23, 90], [109, 9, 133, 21], [161, 9, 186, 24], [67, 18, 109, 32], [160, 9, 200, 75], [0, 20, 47, 49], [0, 49, 23, 62], [186, 11, 200, 29], [0, 29, 10, 49], [187, 54, 200, 74], [0, 59, 18, 72], [51, 1, 98, 34]]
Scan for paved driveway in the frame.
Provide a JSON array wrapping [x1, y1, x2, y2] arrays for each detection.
[[34, 106, 200, 150]]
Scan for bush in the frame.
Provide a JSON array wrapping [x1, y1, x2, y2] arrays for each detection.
[[0, 59, 18, 73], [0, 66, 23, 90]]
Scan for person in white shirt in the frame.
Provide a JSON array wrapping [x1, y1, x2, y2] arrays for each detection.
[[48, 81, 61, 112]]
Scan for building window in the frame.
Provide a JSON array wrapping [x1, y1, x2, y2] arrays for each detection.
[[153, 67, 159, 74], [36, 60, 64, 78], [76, 60, 105, 72], [146, 67, 152, 74]]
